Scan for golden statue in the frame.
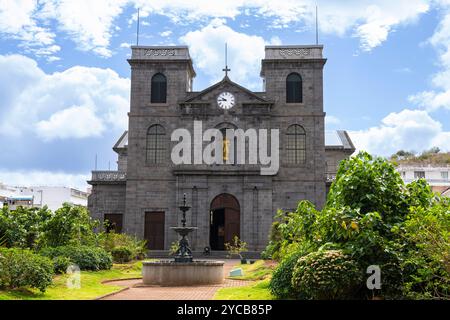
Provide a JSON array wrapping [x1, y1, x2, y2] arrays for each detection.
[[223, 138, 230, 162]]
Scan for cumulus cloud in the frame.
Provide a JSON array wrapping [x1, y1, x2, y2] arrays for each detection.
[[180, 18, 279, 90], [350, 109, 450, 156], [0, 169, 90, 191], [409, 1, 450, 111], [39, 0, 128, 57], [0, 0, 434, 59], [0, 0, 58, 59], [0, 54, 130, 141], [36, 106, 105, 141], [136, 0, 430, 51]]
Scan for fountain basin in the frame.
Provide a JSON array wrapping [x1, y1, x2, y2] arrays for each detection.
[[142, 260, 225, 286]]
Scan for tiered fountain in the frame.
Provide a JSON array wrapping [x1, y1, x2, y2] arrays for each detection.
[[142, 194, 224, 286]]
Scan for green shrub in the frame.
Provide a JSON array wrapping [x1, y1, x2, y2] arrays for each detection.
[[0, 248, 53, 292], [264, 152, 450, 299], [98, 232, 147, 260], [40, 245, 112, 271], [111, 246, 133, 263], [291, 250, 362, 300], [52, 256, 72, 274], [269, 250, 304, 299]]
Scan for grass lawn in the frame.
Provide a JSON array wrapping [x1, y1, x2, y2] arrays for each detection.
[[214, 260, 277, 300], [0, 261, 144, 300]]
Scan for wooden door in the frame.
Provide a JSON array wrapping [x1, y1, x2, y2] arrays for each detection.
[[144, 212, 165, 250], [211, 194, 240, 247], [224, 208, 240, 244]]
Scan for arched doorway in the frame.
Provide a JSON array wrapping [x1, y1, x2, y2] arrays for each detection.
[[210, 194, 240, 250]]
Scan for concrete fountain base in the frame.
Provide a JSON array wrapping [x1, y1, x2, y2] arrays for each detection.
[[142, 260, 225, 286]]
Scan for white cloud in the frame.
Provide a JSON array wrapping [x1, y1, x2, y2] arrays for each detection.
[[0, 54, 130, 141], [159, 30, 173, 37], [0, 169, 90, 191], [325, 115, 341, 126], [0, 0, 434, 59], [350, 109, 450, 156], [0, 0, 58, 58], [36, 105, 105, 141], [409, 2, 450, 111], [39, 0, 128, 57], [180, 19, 279, 90]]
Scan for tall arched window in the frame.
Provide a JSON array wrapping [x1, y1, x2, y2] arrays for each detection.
[[151, 73, 167, 103], [286, 125, 306, 164], [286, 73, 303, 103], [146, 125, 166, 164]]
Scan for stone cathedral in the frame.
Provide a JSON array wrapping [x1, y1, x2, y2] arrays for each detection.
[[88, 45, 355, 256]]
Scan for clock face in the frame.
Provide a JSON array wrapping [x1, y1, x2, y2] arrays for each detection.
[[217, 92, 235, 110]]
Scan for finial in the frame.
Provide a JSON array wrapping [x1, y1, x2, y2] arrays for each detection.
[[183, 193, 186, 206]]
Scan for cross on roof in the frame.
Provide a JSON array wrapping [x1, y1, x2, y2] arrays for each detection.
[[223, 43, 230, 77]]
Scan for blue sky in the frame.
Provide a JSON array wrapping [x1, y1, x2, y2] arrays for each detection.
[[0, 0, 450, 190]]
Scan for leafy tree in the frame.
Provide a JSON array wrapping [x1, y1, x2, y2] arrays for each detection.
[[39, 203, 99, 248], [327, 151, 409, 224], [0, 205, 52, 248]]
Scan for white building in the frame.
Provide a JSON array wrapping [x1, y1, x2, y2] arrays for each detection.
[[0, 183, 89, 211], [397, 165, 450, 195]]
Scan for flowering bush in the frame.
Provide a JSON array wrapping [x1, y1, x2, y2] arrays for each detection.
[[291, 250, 362, 300]]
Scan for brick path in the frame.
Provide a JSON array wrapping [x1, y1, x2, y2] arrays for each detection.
[[100, 260, 253, 300]]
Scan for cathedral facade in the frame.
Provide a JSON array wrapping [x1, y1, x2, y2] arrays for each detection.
[[87, 45, 354, 255]]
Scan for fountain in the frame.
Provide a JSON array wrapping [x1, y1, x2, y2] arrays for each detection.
[[142, 194, 225, 286]]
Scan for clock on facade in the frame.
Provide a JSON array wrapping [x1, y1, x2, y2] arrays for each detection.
[[217, 92, 235, 109]]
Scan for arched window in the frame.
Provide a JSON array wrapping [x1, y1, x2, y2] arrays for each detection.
[[286, 125, 306, 164], [146, 125, 166, 164], [151, 73, 167, 103], [286, 73, 303, 103]]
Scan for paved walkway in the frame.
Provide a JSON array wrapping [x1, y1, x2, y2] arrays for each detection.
[[100, 260, 253, 300]]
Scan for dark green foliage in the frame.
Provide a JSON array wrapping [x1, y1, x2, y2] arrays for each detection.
[[0, 203, 98, 250], [266, 151, 450, 300], [0, 206, 52, 248], [52, 256, 72, 274], [327, 152, 409, 225], [40, 245, 112, 271], [111, 246, 133, 263], [269, 250, 304, 299], [400, 199, 450, 299], [0, 248, 53, 292], [291, 250, 362, 300]]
